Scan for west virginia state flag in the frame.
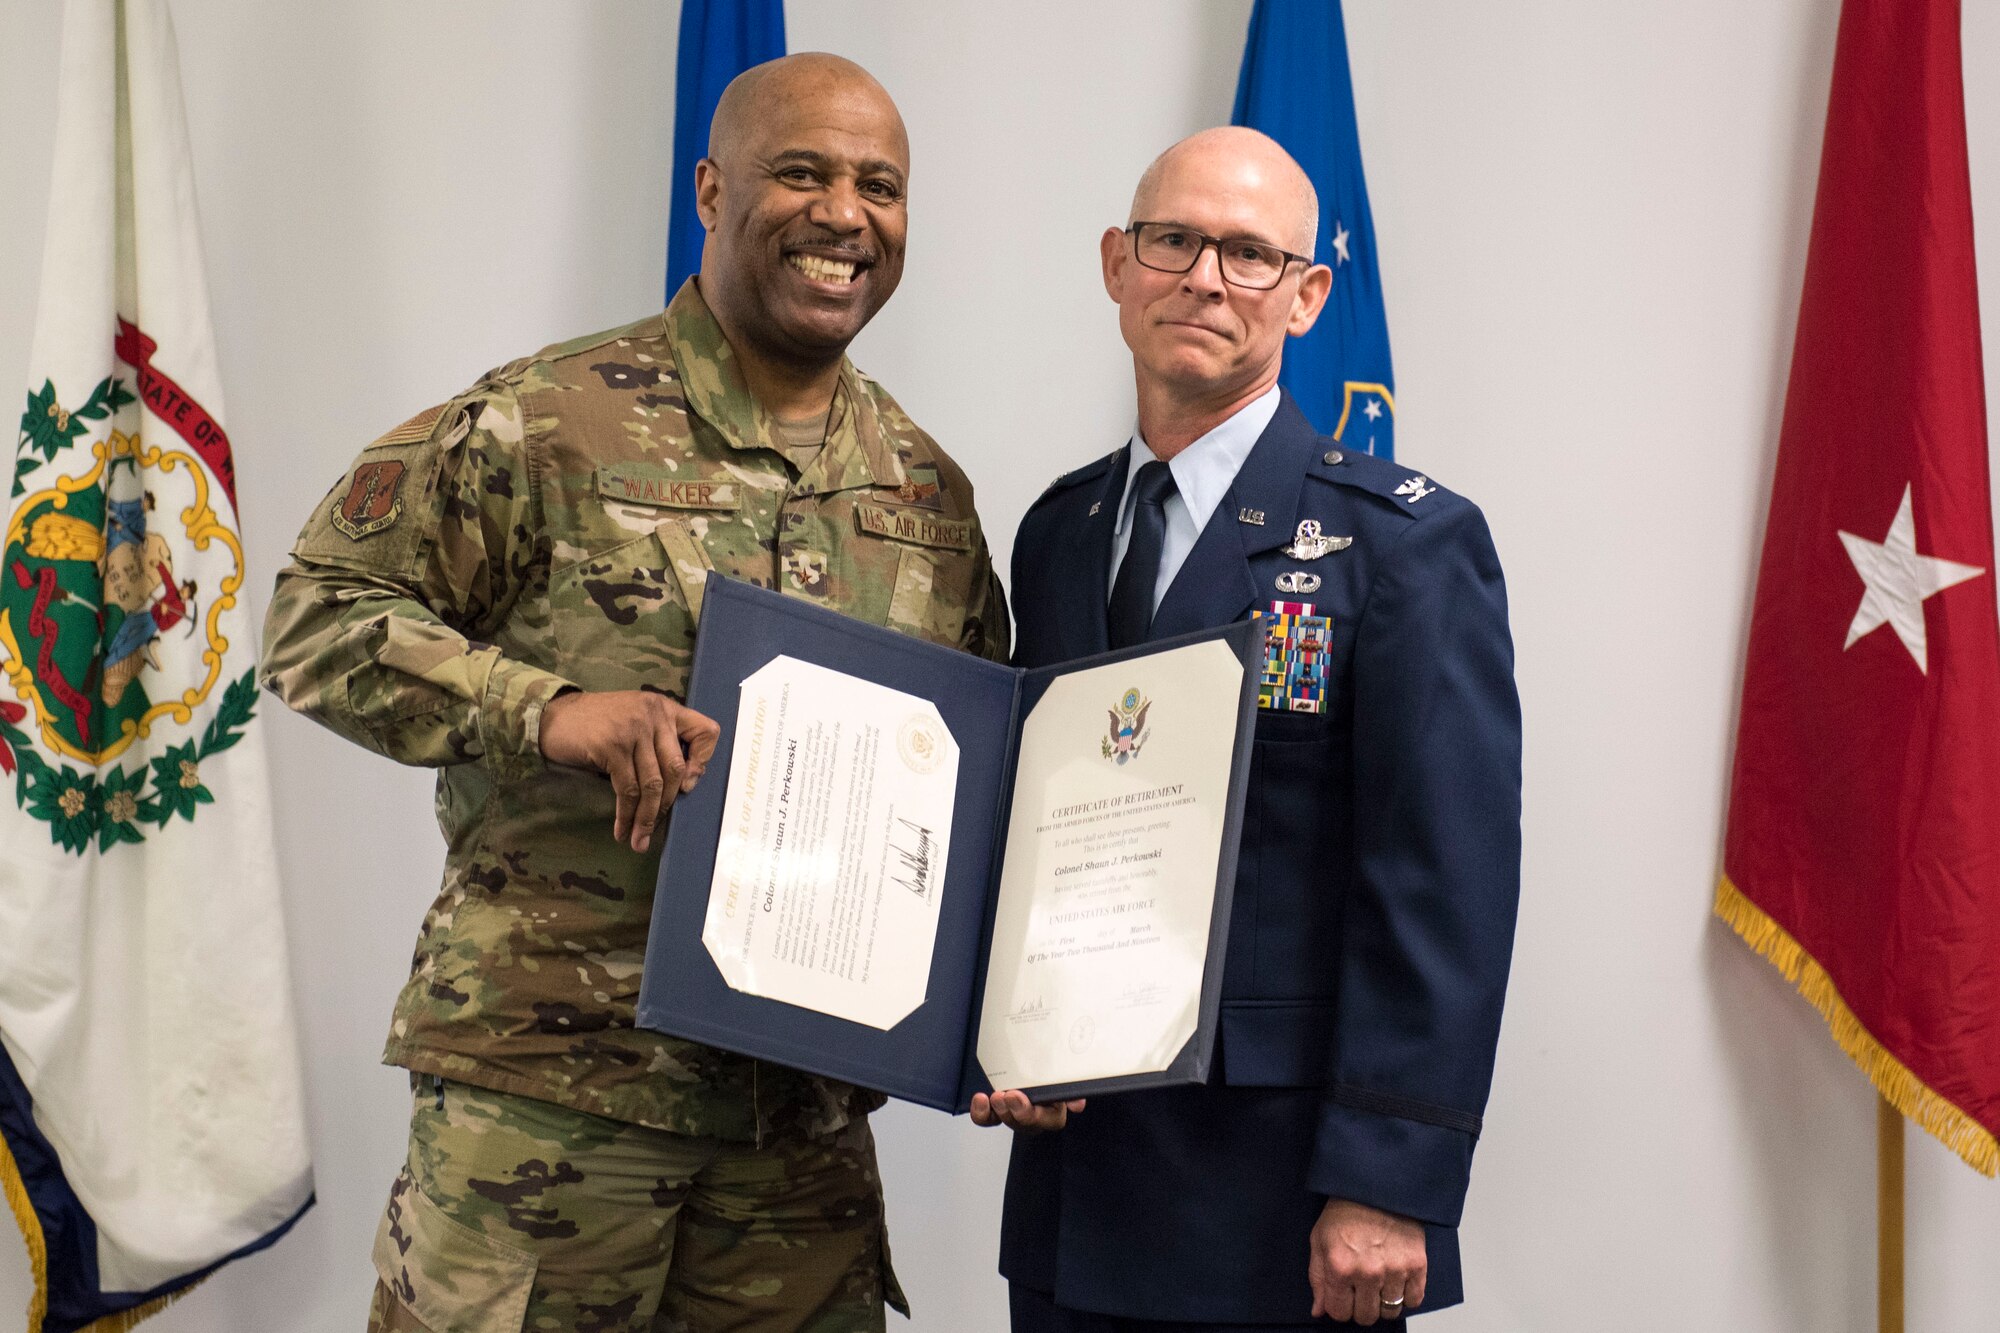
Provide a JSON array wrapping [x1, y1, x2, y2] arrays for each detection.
[[0, 2, 314, 1328], [1717, 0, 2000, 1174]]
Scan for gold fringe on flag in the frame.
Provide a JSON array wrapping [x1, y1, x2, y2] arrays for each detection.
[[1715, 874, 2000, 1176], [79, 1281, 202, 1333], [0, 1130, 48, 1333], [0, 1128, 207, 1333]]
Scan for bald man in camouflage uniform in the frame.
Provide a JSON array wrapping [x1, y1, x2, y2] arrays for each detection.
[[263, 54, 1006, 1333]]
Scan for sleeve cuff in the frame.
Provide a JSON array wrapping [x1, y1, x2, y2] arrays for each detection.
[[1307, 1095, 1477, 1228], [478, 656, 577, 781]]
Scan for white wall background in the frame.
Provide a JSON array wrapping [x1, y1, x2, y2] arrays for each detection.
[[2, 2, 1999, 1329]]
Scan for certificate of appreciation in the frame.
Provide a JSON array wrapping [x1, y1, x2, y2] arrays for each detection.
[[703, 657, 956, 1031], [639, 578, 1260, 1111]]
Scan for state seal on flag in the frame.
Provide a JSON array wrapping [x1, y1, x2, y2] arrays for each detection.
[[1, 378, 255, 854]]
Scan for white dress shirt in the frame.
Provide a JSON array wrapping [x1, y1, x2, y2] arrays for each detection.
[[1108, 385, 1282, 613]]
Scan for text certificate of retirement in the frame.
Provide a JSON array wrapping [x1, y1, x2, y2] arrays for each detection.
[[702, 655, 958, 1030], [977, 638, 1245, 1088]]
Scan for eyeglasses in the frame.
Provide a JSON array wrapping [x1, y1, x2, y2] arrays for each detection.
[[1125, 221, 1311, 291]]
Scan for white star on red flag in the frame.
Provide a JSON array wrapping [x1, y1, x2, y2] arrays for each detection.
[[1837, 483, 1986, 673]]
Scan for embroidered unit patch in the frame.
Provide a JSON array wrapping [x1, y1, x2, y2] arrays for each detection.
[[332, 459, 407, 539], [1258, 600, 1332, 713]]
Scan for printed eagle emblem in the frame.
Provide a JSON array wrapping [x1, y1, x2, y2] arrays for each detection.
[[1101, 686, 1152, 764]]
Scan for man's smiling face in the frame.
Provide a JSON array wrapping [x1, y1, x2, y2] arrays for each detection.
[[696, 61, 910, 367]]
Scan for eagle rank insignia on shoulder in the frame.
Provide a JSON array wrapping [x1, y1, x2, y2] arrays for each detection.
[[1394, 475, 1437, 504]]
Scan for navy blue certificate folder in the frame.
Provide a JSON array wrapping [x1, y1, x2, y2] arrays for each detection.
[[636, 577, 1261, 1113]]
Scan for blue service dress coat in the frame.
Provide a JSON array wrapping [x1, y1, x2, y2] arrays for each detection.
[[999, 394, 1522, 1324]]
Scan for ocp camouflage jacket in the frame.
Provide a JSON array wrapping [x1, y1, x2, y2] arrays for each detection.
[[262, 280, 1008, 1141]]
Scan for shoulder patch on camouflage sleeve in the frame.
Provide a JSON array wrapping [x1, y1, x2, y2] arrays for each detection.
[[331, 459, 409, 539], [366, 401, 475, 451], [333, 404, 473, 539], [367, 404, 445, 450], [293, 400, 474, 573]]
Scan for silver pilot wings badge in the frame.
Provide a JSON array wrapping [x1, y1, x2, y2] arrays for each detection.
[[1281, 519, 1352, 560]]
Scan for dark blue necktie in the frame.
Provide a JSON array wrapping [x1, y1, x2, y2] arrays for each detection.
[[1108, 460, 1177, 649]]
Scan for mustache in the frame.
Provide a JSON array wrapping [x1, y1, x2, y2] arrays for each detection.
[[782, 235, 877, 264]]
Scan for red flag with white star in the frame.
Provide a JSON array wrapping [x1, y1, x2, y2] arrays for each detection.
[[1717, 0, 2000, 1173]]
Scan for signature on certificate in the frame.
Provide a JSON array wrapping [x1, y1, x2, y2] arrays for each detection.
[[888, 817, 939, 903], [1008, 995, 1050, 1023]]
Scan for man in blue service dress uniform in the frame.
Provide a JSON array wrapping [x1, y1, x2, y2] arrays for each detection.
[[972, 128, 1521, 1329]]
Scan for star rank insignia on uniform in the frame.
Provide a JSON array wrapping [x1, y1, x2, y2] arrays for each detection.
[[783, 548, 830, 595]]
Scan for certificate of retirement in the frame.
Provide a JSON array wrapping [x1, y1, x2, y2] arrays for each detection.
[[701, 655, 958, 1031], [640, 576, 1260, 1108], [976, 637, 1244, 1089]]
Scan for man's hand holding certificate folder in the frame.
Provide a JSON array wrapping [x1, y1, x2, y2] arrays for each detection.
[[637, 576, 1262, 1111]]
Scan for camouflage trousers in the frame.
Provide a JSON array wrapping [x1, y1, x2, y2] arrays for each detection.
[[368, 1076, 907, 1333]]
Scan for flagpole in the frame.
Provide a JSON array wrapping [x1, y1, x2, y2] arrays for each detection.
[[1878, 1095, 1903, 1333]]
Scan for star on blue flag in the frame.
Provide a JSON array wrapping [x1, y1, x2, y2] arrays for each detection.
[[1232, 0, 1396, 458]]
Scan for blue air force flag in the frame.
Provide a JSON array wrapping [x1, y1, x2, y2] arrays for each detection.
[[1232, 0, 1396, 459], [0, 3, 313, 1329], [666, 0, 787, 299]]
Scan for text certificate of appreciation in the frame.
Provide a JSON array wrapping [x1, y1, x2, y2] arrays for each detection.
[[701, 655, 958, 1031], [976, 638, 1246, 1089]]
